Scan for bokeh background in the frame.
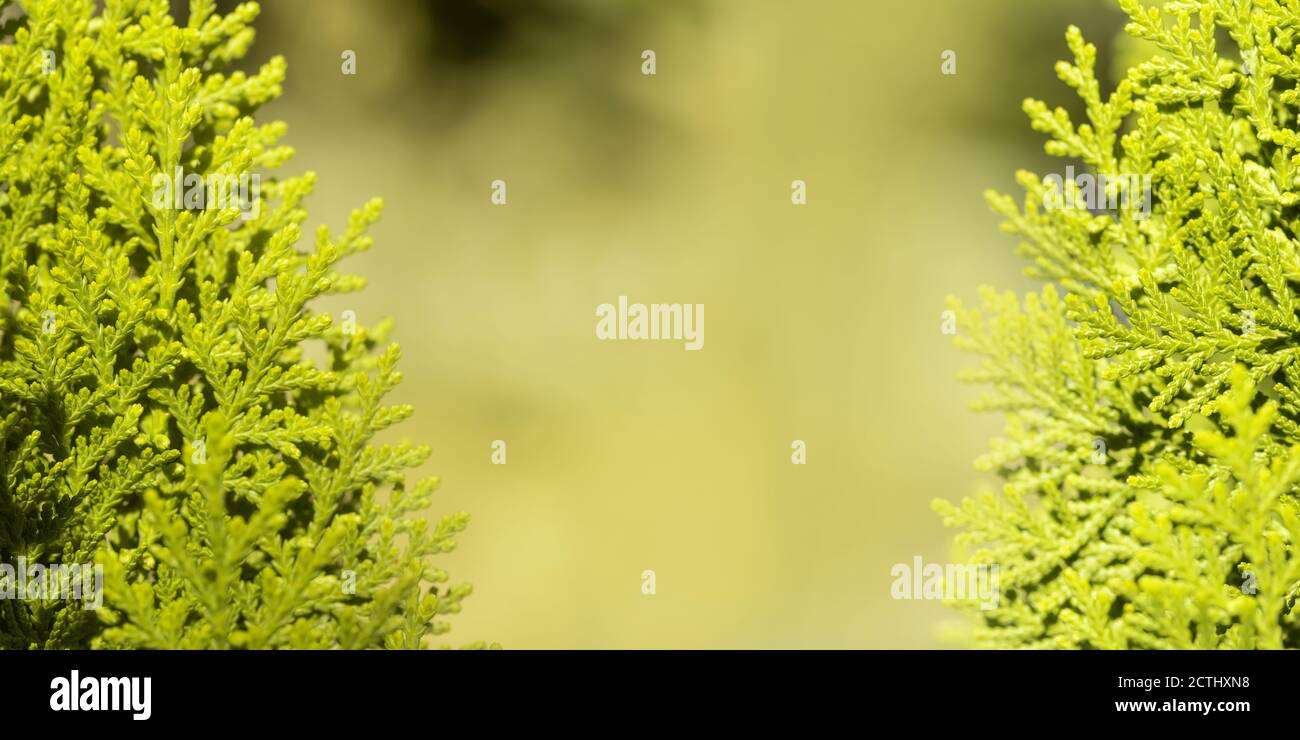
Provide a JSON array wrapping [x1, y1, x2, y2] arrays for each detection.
[[224, 0, 1133, 647]]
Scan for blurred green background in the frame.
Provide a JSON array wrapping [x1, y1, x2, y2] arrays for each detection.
[[234, 0, 1129, 648]]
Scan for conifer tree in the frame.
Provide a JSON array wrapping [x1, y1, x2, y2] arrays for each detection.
[[0, 0, 479, 649], [938, 0, 1300, 649]]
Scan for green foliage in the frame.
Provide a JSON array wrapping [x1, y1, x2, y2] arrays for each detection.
[[0, 0, 480, 648], [937, 0, 1300, 648]]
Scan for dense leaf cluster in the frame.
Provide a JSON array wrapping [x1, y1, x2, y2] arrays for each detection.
[[939, 0, 1300, 649], [0, 0, 477, 649]]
